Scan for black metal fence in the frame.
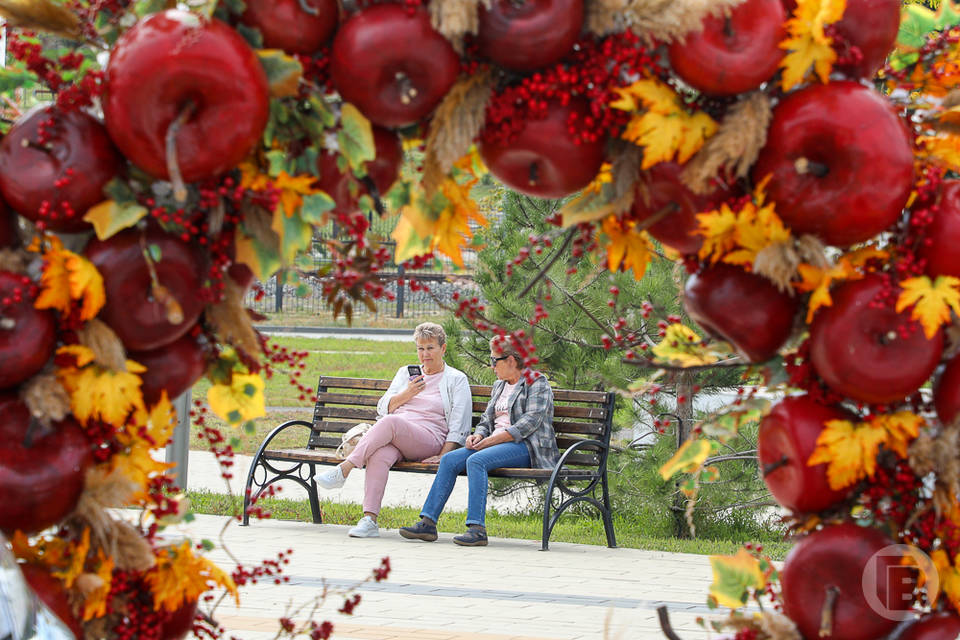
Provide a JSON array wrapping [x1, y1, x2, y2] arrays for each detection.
[[243, 237, 481, 320]]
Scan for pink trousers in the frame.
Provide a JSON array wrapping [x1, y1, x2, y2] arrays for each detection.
[[344, 414, 444, 515]]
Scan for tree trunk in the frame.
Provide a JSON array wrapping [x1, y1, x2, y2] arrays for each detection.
[[672, 371, 695, 538]]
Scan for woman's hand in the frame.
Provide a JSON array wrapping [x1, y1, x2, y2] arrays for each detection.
[[402, 375, 425, 400], [465, 434, 482, 449]]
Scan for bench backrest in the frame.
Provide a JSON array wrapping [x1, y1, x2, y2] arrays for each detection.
[[309, 376, 616, 470]]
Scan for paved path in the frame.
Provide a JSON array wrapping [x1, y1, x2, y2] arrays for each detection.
[[171, 513, 717, 640]]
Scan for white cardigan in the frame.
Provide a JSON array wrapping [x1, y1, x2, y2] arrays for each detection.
[[376, 364, 473, 445]]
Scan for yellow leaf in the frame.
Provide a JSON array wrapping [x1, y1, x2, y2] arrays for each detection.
[[83, 199, 149, 241], [52, 528, 90, 588], [896, 275, 960, 339], [56, 350, 146, 427], [931, 549, 960, 611], [81, 549, 115, 621], [795, 258, 861, 322], [431, 175, 484, 268], [146, 541, 238, 613], [274, 171, 319, 217], [696, 205, 740, 264], [651, 323, 719, 367], [616, 78, 717, 169], [34, 247, 106, 322], [872, 411, 923, 458], [601, 215, 652, 280], [919, 134, 960, 173], [807, 418, 887, 490], [660, 437, 713, 479], [708, 548, 767, 609], [779, 0, 846, 91], [208, 372, 266, 426], [843, 245, 889, 268], [390, 213, 433, 263]]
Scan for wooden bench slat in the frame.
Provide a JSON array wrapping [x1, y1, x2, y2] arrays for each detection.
[[318, 377, 391, 391], [552, 421, 606, 436], [315, 392, 380, 406], [315, 406, 380, 420]]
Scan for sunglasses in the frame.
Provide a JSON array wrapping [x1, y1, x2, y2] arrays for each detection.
[[490, 355, 510, 366]]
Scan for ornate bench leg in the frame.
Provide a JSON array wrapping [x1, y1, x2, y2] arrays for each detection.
[[308, 471, 322, 524], [540, 476, 557, 551], [240, 451, 262, 526], [601, 473, 617, 548]]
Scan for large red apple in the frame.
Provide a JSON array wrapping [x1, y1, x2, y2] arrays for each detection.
[[757, 395, 853, 513], [668, 0, 786, 96], [159, 599, 199, 640], [629, 162, 727, 255], [683, 263, 799, 362], [809, 274, 943, 405], [240, 0, 338, 54], [0, 200, 17, 247], [479, 98, 605, 199], [85, 227, 204, 351], [934, 352, 960, 426], [0, 105, 123, 233], [919, 180, 960, 278], [130, 332, 207, 406], [0, 394, 92, 534], [20, 563, 85, 639], [0, 271, 57, 391], [833, 0, 901, 80], [330, 5, 459, 128], [316, 126, 402, 212], [476, 0, 583, 72], [104, 10, 269, 182], [752, 81, 913, 247], [897, 612, 960, 640], [781, 522, 914, 640]]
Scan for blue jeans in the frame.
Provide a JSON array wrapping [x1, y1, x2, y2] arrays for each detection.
[[420, 442, 530, 527]]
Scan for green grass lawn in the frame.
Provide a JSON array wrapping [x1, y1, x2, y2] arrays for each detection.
[[191, 336, 417, 408], [186, 489, 793, 559]]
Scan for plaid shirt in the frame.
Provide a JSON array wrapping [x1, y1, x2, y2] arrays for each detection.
[[475, 373, 559, 469]]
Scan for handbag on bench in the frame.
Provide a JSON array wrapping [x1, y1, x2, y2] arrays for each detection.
[[336, 422, 372, 458]]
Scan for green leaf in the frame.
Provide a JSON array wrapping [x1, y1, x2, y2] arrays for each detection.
[[147, 243, 162, 262], [102, 178, 137, 203], [338, 103, 376, 171], [235, 227, 282, 280], [295, 283, 310, 296], [257, 50, 303, 98], [699, 397, 770, 441], [708, 549, 766, 610], [235, 22, 264, 48], [183, 512, 195, 523], [273, 208, 313, 264], [133, 0, 169, 17], [300, 192, 336, 224], [200, 538, 215, 551], [0, 68, 37, 94], [897, 4, 938, 50], [383, 179, 413, 212], [266, 149, 288, 177], [659, 437, 713, 480]]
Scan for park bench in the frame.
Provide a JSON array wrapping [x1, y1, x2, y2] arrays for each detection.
[[241, 375, 617, 550]]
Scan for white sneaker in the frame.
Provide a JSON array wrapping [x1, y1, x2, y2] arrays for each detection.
[[316, 465, 345, 490], [348, 515, 379, 538]]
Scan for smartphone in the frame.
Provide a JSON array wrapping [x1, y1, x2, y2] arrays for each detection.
[[407, 365, 422, 378]]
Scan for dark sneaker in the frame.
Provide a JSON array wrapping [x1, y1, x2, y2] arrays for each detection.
[[399, 519, 438, 542], [452, 528, 488, 547]]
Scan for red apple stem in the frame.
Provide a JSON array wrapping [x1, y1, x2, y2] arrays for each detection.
[[21, 138, 53, 154], [761, 454, 790, 477], [656, 606, 685, 640], [528, 162, 540, 188], [394, 71, 418, 105], [297, 0, 319, 16], [359, 175, 385, 216], [794, 157, 829, 178], [819, 584, 840, 637], [166, 100, 197, 204], [635, 202, 679, 232]]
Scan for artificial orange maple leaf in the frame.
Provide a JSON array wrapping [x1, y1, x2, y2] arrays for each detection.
[[602, 215, 652, 280], [872, 411, 923, 458], [56, 345, 146, 426], [779, 0, 846, 90], [612, 77, 717, 169], [52, 527, 90, 588], [696, 205, 739, 264], [930, 549, 960, 612], [918, 134, 960, 174], [146, 541, 239, 613], [896, 275, 960, 339], [81, 549, 115, 621], [34, 246, 105, 321], [722, 200, 790, 267], [274, 171, 319, 217], [794, 258, 862, 322], [807, 418, 886, 490]]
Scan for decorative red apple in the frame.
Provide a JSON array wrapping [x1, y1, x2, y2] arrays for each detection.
[[19, 563, 85, 639], [752, 81, 913, 247], [0, 271, 57, 390], [330, 5, 459, 128], [668, 0, 786, 96], [316, 126, 402, 212], [85, 227, 204, 352], [0, 200, 17, 248], [240, 0, 338, 54], [159, 599, 199, 640], [833, 0, 902, 80], [476, 0, 583, 72], [897, 612, 960, 640], [0, 105, 123, 233], [809, 274, 943, 405], [629, 162, 727, 255], [781, 522, 914, 640], [757, 395, 853, 513], [131, 332, 207, 406], [479, 98, 605, 199], [919, 180, 960, 278], [0, 394, 92, 534], [934, 352, 960, 426], [683, 263, 798, 362], [104, 9, 269, 183]]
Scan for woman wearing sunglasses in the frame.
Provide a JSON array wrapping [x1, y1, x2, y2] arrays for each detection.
[[399, 336, 557, 546]]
